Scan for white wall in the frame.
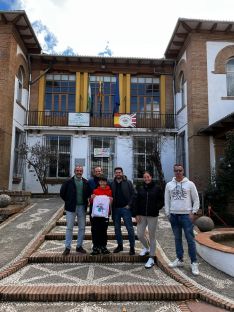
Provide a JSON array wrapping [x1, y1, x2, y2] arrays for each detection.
[[25, 132, 176, 193], [116, 136, 133, 181], [207, 41, 234, 125], [72, 135, 89, 178], [9, 77, 28, 190], [209, 136, 216, 173]]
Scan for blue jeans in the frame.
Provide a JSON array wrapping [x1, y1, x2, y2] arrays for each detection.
[[170, 214, 197, 263], [65, 205, 86, 249], [113, 207, 135, 248]]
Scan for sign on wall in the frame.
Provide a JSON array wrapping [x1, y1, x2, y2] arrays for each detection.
[[68, 113, 90, 126], [114, 113, 136, 128], [74, 158, 86, 166], [94, 148, 110, 157]]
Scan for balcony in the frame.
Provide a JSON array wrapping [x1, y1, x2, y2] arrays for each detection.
[[25, 111, 176, 129]]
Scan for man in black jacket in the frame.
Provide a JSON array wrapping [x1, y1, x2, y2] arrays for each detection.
[[60, 165, 90, 255], [110, 167, 136, 255]]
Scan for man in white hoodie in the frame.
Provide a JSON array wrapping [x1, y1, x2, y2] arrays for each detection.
[[164, 164, 200, 276]]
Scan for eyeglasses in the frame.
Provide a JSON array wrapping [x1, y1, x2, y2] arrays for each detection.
[[174, 169, 183, 172]]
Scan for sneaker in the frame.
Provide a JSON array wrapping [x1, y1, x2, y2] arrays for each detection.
[[90, 247, 101, 256], [62, 247, 70, 256], [76, 246, 87, 254], [101, 246, 111, 255], [191, 262, 199, 276], [113, 245, 123, 253], [129, 247, 135, 255], [139, 247, 150, 256], [145, 257, 154, 269], [168, 258, 184, 268]]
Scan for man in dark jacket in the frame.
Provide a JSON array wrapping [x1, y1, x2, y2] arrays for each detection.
[[87, 166, 103, 192], [60, 165, 90, 255], [110, 167, 136, 255]]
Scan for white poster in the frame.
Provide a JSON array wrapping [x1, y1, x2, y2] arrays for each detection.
[[94, 148, 110, 157], [68, 113, 90, 126]]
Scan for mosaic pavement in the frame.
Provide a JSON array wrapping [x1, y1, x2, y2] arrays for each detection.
[[0, 197, 233, 311]]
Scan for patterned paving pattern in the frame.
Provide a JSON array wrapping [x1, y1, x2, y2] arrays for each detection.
[[0, 198, 233, 311], [37, 239, 144, 254], [0, 301, 181, 312], [0, 262, 180, 286]]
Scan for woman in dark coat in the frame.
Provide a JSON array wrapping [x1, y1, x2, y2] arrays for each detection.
[[134, 171, 164, 269]]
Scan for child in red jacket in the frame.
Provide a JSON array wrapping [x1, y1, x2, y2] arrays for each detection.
[[90, 176, 113, 255]]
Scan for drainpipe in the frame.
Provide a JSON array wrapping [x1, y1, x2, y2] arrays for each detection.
[[22, 54, 32, 191], [172, 60, 177, 160]]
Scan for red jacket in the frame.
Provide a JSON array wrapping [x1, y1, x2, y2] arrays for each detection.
[[93, 185, 112, 197]]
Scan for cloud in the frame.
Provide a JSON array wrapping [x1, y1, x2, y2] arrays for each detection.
[[61, 46, 76, 56], [32, 20, 58, 53], [98, 41, 113, 57], [3, 0, 234, 57]]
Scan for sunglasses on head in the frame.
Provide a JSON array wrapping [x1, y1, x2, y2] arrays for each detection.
[[174, 169, 183, 172]]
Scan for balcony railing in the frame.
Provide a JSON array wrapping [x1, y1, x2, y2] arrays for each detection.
[[25, 111, 176, 129]]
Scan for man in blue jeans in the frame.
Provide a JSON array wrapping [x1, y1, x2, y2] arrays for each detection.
[[60, 165, 90, 255], [111, 167, 136, 255], [164, 164, 200, 275]]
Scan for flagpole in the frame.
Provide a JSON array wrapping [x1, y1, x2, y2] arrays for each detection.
[[98, 80, 102, 117]]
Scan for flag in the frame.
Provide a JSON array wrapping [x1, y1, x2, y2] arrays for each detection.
[[97, 80, 103, 115], [87, 82, 93, 114], [113, 75, 120, 114], [114, 113, 136, 128]]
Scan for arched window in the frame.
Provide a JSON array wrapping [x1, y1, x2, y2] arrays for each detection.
[[17, 66, 24, 103], [226, 59, 234, 96]]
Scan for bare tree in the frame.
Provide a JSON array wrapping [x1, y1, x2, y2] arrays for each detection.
[[133, 131, 166, 190], [145, 133, 166, 190], [19, 141, 57, 194]]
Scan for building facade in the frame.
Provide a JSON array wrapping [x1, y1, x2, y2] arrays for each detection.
[[0, 11, 234, 197]]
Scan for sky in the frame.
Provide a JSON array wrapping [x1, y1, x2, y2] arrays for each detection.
[[1, 0, 234, 58]]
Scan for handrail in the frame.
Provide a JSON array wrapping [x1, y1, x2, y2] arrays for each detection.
[[25, 111, 176, 129]]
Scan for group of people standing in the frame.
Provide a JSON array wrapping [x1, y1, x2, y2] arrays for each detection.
[[60, 163, 200, 275]]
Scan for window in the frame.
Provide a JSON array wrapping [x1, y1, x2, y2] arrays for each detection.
[[89, 76, 117, 114], [130, 77, 160, 113], [45, 74, 76, 112], [13, 129, 25, 178], [16, 67, 24, 103], [180, 73, 186, 108], [133, 137, 159, 181], [176, 132, 186, 174], [90, 136, 115, 179], [45, 136, 71, 178], [226, 59, 234, 96]]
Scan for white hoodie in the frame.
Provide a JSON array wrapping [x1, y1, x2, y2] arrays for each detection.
[[164, 177, 200, 216]]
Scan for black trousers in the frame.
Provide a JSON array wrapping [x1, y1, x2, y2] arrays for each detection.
[[91, 217, 109, 247]]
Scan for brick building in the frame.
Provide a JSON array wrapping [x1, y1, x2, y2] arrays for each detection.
[[0, 11, 234, 198]]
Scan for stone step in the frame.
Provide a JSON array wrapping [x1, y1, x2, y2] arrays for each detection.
[[28, 253, 150, 263], [50, 225, 131, 235], [56, 220, 137, 226], [45, 233, 138, 240], [0, 284, 197, 301]]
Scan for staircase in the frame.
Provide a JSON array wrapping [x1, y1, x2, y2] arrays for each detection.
[[0, 210, 198, 308]]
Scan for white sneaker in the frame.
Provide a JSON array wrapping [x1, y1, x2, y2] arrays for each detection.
[[145, 257, 154, 269], [168, 258, 184, 268], [139, 247, 150, 256], [191, 262, 199, 276]]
